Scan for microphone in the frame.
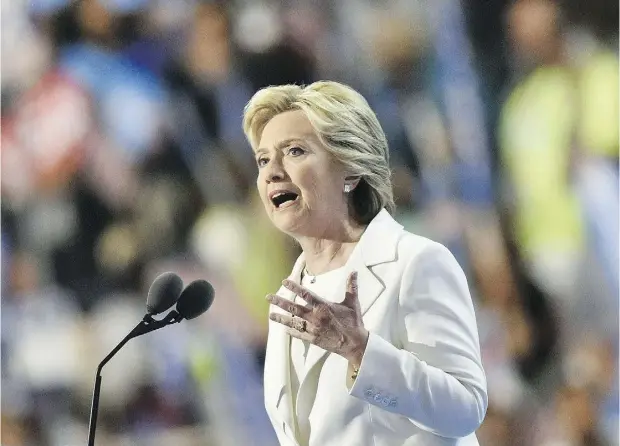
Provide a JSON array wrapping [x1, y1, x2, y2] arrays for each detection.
[[87, 276, 215, 446], [152, 279, 215, 325], [146, 272, 183, 315], [176, 280, 215, 320]]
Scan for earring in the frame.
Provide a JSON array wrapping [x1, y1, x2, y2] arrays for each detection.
[[344, 184, 352, 193]]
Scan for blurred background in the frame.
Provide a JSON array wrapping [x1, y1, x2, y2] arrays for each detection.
[[1, 0, 618, 445]]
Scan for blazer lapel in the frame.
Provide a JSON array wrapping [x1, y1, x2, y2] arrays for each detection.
[[264, 318, 295, 438], [264, 256, 306, 444], [357, 209, 403, 314], [356, 262, 385, 316]]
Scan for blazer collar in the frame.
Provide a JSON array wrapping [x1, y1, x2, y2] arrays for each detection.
[[357, 208, 403, 267]]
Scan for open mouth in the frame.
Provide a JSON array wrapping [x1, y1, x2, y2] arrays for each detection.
[[271, 191, 299, 209]]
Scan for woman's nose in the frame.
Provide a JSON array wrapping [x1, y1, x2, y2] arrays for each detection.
[[265, 159, 286, 182]]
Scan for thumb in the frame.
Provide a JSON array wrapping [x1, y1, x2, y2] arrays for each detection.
[[343, 271, 359, 308]]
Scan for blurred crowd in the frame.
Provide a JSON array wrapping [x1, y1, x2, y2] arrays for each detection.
[[1, 0, 618, 445]]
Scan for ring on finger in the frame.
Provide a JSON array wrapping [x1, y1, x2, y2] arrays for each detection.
[[294, 318, 307, 332]]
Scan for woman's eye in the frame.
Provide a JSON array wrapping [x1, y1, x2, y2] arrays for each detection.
[[288, 147, 305, 156], [257, 157, 268, 167]]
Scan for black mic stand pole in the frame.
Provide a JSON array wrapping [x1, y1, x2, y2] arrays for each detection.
[[87, 311, 183, 446]]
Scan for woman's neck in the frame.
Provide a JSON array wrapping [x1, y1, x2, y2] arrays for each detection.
[[296, 220, 367, 276]]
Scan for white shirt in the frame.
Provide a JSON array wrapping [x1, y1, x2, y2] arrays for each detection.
[[290, 265, 347, 446]]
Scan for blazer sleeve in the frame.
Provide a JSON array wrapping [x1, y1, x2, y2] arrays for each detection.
[[348, 242, 488, 438]]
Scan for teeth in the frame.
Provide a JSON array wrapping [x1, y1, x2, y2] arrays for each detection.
[[272, 192, 292, 199]]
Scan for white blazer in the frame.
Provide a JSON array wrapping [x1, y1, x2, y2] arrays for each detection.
[[264, 209, 487, 446]]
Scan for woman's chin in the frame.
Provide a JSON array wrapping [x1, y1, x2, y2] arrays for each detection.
[[270, 207, 305, 233]]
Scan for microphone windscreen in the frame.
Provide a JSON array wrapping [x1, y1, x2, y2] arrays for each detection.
[[146, 272, 184, 315], [176, 280, 215, 320]]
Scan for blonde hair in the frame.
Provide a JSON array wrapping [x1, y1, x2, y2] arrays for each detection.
[[242, 81, 395, 224]]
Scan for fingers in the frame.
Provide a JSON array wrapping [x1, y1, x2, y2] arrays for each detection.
[[266, 293, 310, 317], [282, 279, 320, 306], [269, 313, 316, 334], [287, 328, 315, 343], [269, 312, 295, 326], [343, 271, 359, 307]]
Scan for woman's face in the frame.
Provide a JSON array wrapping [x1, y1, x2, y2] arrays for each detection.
[[254, 110, 349, 237]]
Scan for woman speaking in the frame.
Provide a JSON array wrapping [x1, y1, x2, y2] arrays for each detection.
[[242, 81, 487, 446]]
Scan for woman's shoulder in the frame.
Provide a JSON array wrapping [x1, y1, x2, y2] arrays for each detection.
[[363, 209, 461, 271], [396, 229, 460, 270]]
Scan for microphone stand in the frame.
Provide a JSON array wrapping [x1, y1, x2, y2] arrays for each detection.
[[87, 311, 184, 446]]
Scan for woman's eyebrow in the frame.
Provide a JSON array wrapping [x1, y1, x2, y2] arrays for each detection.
[[256, 136, 312, 154]]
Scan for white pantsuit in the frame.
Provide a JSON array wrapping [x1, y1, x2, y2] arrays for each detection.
[[264, 209, 488, 445]]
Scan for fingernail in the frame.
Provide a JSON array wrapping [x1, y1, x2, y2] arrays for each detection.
[[265, 294, 272, 302], [282, 279, 289, 286]]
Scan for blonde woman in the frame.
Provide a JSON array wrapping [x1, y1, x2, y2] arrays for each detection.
[[243, 81, 487, 446]]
